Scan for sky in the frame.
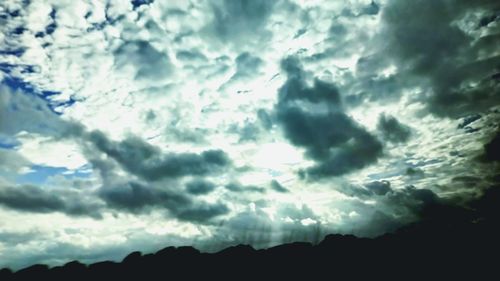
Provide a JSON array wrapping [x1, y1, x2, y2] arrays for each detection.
[[1, 0, 499, 270]]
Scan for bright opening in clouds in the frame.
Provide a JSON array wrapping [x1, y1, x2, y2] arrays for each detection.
[[1, 0, 499, 269]]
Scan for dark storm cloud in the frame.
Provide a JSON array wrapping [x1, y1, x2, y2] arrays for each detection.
[[0, 184, 64, 212], [87, 130, 230, 181], [364, 180, 391, 196], [394, 185, 497, 230], [99, 181, 228, 222], [175, 202, 229, 223], [3, 118, 234, 222], [98, 181, 189, 212], [352, 185, 469, 236], [377, 114, 411, 143], [225, 182, 265, 193], [270, 180, 289, 193], [69, 129, 232, 222], [275, 57, 382, 179], [385, 186, 440, 213], [381, 0, 500, 117], [337, 180, 391, 198], [186, 179, 217, 195], [458, 114, 482, 129], [0, 183, 102, 218], [0, 113, 235, 223], [405, 167, 425, 178], [451, 175, 481, 187], [327, 182, 477, 238]]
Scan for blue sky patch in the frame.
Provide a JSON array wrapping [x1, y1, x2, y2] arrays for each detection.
[[16, 165, 91, 185]]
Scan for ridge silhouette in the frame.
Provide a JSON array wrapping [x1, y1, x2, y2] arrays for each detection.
[[1, 216, 498, 280]]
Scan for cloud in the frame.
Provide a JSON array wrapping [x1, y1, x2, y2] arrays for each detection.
[[175, 202, 229, 223], [98, 181, 186, 213], [113, 40, 172, 81], [364, 180, 391, 196], [257, 109, 273, 130], [275, 57, 382, 179], [345, 185, 467, 236], [232, 52, 263, 80], [336, 180, 392, 199], [270, 180, 289, 193], [405, 167, 425, 179], [0, 148, 30, 174], [131, 0, 154, 10], [0, 230, 45, 246], [1, 0, 500, 269], [225, 182, 265, 193], [0, 183, 102, 218], [175, 50, 208, 63], [219, 52, 264, 90], [377, 114, 411, 143], [0, 85, 67, 136], [85, 130, 231, 181], [381, 0, 500, 117], [0, 115, 231, 223], [99, 180, 228, 222], [185, 179, 217, 195], [458, 114, 482, 129], [227, 121, 260, 143], [210, 203, 324, 249], [209, 0, 277, 45]]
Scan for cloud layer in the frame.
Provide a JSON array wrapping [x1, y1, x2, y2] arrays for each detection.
[[1, 0, 499, 270]]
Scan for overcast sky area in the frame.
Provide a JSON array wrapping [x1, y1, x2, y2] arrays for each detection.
[[1, 0, 499, 269]]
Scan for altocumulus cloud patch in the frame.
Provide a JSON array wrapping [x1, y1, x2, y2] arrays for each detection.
[[0, 0, 499, 270]]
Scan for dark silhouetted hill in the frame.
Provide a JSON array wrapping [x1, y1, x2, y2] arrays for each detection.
[[1, 215, 499, 280]]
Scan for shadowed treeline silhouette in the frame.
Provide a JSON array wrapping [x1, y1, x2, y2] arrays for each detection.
[[1, 213, 498, 280]]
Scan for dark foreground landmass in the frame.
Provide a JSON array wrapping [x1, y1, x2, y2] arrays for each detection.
[[1, 215, 499, 280]]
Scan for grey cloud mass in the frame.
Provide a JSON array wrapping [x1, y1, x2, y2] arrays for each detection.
[[275, 57, 382, 178], [86, 130, 230, 181], [270, 180, 289, 193], [381, 0, 500, 117], [99, 181, 228, 222], [0, 183, 102, 218], [186, 179, 217, 195], [225, 182, 265, 193], [377, 114, 411, 143]]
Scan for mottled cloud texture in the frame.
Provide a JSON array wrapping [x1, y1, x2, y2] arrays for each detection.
[[0, 0, 499, 269]]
